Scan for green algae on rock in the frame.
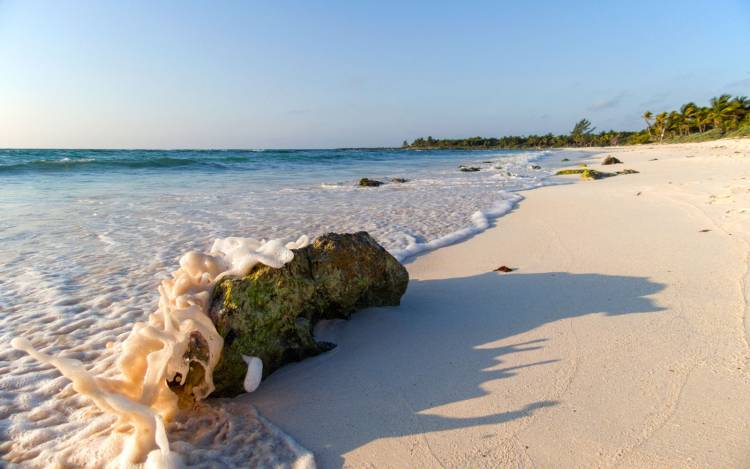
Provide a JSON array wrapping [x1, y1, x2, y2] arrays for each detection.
[[555, 168, 586, 176], [191, 232, 409, 398], [554, 168, 614, 180], [580, 169, 614, 180]]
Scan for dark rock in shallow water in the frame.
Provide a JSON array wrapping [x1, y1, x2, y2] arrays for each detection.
[[529, 165, 541, 170], [459, 165, 480, 172], [602, 156, 623, 165], [359, 178, 384, 187], [616, 169, 639, 175], [555, 168, 586, 176], [554, 168, 614, 180], [200, 232, 409, 397], [580, 169, 614, 180], [391, 177, 409, 183]]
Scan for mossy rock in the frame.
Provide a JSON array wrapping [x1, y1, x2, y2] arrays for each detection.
[[555, 168, 614, 180], [555, 168, 586, 176], [359, 178, 384, 187], [177, 232, 409, 398], [580, 169, 614, 180], [578, 163, 588, 168]]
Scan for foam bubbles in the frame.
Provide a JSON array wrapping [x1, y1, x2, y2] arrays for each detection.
[[11, 235, 309, 466], [389, 192, 523, 260]]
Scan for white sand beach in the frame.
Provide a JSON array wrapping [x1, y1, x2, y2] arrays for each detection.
[[247, 139, 750, 468], [2, 3, 748, 467]]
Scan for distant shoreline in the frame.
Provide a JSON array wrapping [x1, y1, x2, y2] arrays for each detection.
[[402, 126, 750, 151], [403, 94, 750, 151]]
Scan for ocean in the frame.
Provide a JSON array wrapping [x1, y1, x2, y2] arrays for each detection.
[[0, 147, 569, 466]]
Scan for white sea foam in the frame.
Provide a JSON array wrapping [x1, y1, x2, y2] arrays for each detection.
[[0, 148, 581, 467], [8, 235, 309, 467], [389, 191, 523, 261]]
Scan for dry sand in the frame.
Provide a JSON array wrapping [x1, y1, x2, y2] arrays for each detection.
[[247, 138, 750, 468]]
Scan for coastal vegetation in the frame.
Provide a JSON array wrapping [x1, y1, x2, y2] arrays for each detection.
[[404, 95, 750, 149]]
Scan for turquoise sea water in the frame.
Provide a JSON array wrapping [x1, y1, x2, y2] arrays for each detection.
[[0, 146, 572, 466], [0, 148, 555, 258]]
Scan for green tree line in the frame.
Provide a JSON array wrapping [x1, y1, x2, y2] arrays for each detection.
[[404, 94, 750, 149]]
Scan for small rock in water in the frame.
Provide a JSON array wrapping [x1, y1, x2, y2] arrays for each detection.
[[580, 169, 614, 180], [555, 168, 613, 180], [529, 165, 541, 170], [602, 156, 623, 165], [555, 168, 586, 176], [359, 178, 384, 187], [616, 169, 639, 175], [390, 177, 409, 183], [494, 265, 515, 273], [459, 165, 481, 172], [562, 158, 570, 162]]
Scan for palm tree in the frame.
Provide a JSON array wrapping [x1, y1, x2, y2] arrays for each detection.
[[729, 96, 748, 129], [571, 118, 595, 146], [680, 102, 697, 135], [654, 112, 668, 143], [642, 111, 653, 139], [695, 107, 711, 133], [668, 111, 683, 139], [727, 101, 742, 130], [710, 95, 733, 131]]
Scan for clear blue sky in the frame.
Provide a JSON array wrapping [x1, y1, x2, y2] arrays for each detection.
[[1, 0, 748, 149]]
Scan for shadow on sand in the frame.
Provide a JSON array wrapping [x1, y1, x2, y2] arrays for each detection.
[[246, 271, 665, 468]]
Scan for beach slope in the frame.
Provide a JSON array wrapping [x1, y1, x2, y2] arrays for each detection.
[[248, 139, 750, 468]]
